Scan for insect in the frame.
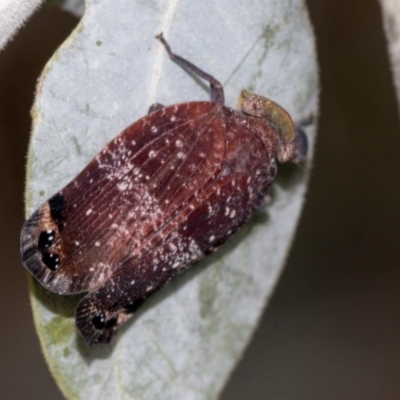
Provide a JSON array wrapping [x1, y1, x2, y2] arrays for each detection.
[[20, 33, 310, 345]]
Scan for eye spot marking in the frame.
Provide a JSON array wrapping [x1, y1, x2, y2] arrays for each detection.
[[91, 312, 118, 331], [92, 313, 105, 330], [38, 230, 55, 251], [41, 252, 60, 271]]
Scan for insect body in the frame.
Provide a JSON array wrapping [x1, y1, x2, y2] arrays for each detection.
[[21, 34, 309, 345]]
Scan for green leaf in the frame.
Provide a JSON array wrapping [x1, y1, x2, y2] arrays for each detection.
[[25, 0, 318, 398]]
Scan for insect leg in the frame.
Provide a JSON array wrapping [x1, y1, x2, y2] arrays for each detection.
[[156, 33, 225, 106]]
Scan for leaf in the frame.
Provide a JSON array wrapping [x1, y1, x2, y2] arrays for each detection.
[[0, 0, 43, 51], [25, 0, 318, 399]]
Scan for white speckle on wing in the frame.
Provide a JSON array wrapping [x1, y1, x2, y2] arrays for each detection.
[[117, 181, 128, 191]]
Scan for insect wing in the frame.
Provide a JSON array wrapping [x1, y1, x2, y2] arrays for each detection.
[[20, 102, 217, 295], [75, 172, 263, 345]]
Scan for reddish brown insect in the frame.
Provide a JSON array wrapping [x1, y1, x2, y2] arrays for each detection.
[[20, 34, 310, 345]]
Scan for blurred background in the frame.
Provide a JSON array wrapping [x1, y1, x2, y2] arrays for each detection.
[[1, 1, 400, 399]]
